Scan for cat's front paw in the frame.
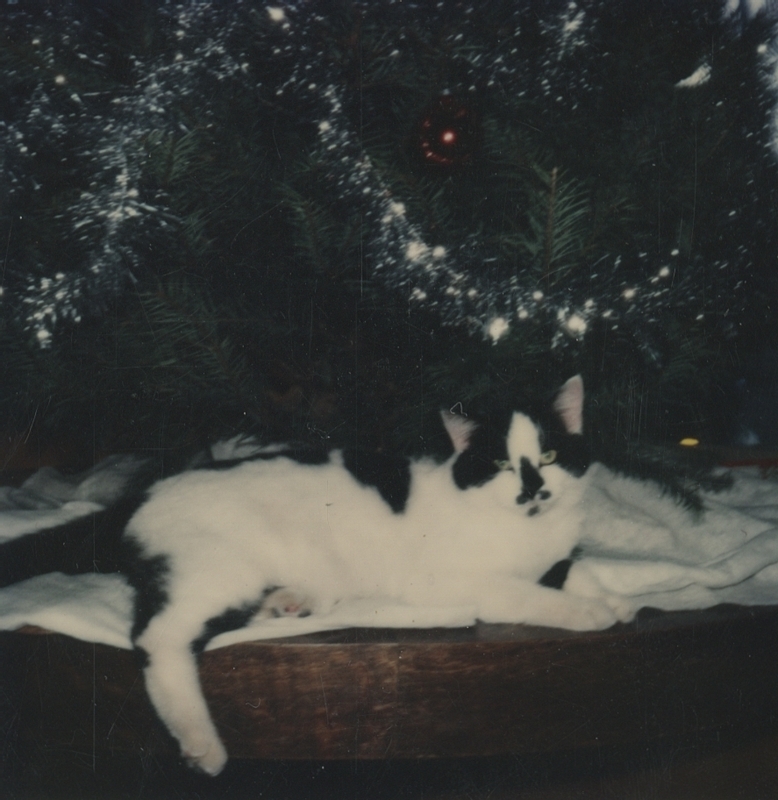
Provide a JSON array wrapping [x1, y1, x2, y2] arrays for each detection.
[[562, 597, 618, 631], [601, 593, 636, 623], [564, 562, 636, 623], [181, 737, 228, 776]]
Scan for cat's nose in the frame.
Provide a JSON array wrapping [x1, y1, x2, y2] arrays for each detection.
[[516, 488, 552, 504]]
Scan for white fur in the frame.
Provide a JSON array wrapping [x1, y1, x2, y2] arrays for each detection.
[[507, 412, 542, 470], [127, 406, 616, 774]]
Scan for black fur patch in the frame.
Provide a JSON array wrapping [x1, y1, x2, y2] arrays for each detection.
[[538, 559, 573, 589], [518, 457, 545, 503], [341, 449, 411, 513], [121, 538, 171, 643], [551, 434, 590, 477], [538, 546, 583, 589], [190, 594, 270, 655], [134, 646, 151, 670], [451, 411, 511, 490]]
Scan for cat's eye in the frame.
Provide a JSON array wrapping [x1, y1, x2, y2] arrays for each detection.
[[539, 450, 557, 465], [493, 459, 514, 472]]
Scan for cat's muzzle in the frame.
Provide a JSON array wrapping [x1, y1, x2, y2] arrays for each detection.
[[517, 489, 551, 516]]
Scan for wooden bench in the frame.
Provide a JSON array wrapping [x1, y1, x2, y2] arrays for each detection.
[[2, 604, 778, 764], [2, 448, 778, 773]]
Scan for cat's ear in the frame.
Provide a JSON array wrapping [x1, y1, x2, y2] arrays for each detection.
[[553, 375, 584, 435], [441, 410, 479, 454]]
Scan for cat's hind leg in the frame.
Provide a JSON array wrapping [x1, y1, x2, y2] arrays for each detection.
[[132, 584, 268, 775], [134, 608, 230, 775]]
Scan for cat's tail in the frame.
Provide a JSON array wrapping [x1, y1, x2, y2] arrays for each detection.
[[0, 457, 160, 588]]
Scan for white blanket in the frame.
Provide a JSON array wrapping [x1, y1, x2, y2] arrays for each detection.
[[1, 460, 777, 650]]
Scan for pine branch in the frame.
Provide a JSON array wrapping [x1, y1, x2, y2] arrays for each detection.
[[543, 166, 558, 285], [127, 280, 265, 428], [289, 193, 332, 273]]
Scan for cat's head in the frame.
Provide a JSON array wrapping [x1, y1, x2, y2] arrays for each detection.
[[443, 375, 589, 517]]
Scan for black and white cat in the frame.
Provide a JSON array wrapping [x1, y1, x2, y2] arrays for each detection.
[[0, 375, 630, 775]]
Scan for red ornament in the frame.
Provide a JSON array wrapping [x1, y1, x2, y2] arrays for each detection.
[[414, 95, 481, 168]]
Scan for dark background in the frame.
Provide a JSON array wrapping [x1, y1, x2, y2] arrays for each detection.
[[0, 0, 776, 472]]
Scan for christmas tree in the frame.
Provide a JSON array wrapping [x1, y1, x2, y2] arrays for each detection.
[[1, 0, 776, 469]]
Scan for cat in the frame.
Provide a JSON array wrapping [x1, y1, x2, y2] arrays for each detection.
[[0, 375, 630, 775]]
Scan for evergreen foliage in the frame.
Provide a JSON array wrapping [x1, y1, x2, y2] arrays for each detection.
[[0, 0, 775, 466]]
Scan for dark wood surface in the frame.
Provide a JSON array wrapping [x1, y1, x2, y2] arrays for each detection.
[[4, 459, 778, 796], [2, 603, 778, 765]]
